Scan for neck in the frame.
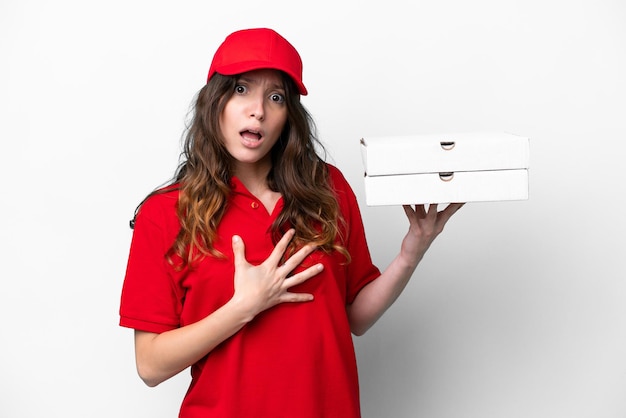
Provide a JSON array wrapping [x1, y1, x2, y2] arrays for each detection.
[[233, 161, 272, 196], [233, 162, 282, 213]]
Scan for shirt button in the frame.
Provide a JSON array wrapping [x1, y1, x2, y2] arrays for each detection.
[[251, 201, 259, 209]]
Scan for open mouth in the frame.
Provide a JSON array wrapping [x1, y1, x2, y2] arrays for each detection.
[[240, 129, 262, 141]]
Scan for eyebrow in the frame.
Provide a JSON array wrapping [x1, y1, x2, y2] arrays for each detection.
[[238, 75, 284, 91]]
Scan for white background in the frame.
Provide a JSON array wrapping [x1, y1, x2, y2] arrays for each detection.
[[1, 1, 625, 417]]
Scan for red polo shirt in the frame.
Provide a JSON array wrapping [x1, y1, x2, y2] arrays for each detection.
[[119, 164, 380, 418]]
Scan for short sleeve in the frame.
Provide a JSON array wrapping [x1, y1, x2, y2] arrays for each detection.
[[327, 165, 381, 304], [119, 192, 183, 333]]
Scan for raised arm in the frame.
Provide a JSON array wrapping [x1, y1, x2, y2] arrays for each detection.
[[346, 203, 463, 336], [134, 229, 323, 387]]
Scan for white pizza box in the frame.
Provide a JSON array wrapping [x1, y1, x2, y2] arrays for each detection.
[[360, 131, 530, 206]]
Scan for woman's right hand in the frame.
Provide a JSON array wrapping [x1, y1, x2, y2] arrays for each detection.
[[230, 229, 323, 320]]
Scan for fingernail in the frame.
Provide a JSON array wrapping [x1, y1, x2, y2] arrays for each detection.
[[232, 235, 240, 243]]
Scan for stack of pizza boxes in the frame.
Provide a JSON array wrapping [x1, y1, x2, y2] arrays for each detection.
[[360, 132, 530, 206]]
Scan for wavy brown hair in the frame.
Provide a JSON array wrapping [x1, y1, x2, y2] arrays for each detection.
[[135, 72, 348, 268]]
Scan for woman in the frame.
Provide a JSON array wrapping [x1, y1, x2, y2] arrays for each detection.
[[120, 27, 463, 418]]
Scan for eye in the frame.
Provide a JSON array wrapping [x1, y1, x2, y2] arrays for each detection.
[[234, 84, 247, 94], [270, 93, 285, 104]]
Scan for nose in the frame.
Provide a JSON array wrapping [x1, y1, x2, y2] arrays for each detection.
[[248, 95, 265, 121]]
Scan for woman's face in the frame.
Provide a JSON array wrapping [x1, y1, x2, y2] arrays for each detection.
[[219, 69, 288, 173]]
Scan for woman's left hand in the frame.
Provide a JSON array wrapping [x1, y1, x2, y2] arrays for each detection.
[[347, 202, 464, 335], [399, 203, 465, 268]]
